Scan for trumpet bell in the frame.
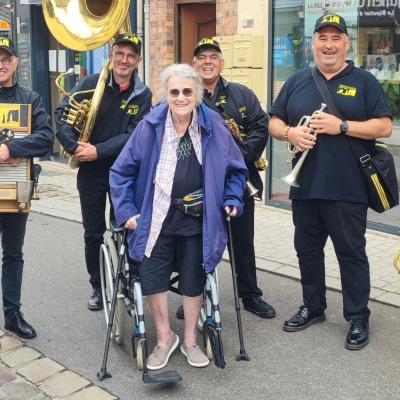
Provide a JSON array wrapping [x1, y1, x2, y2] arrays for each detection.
[[43, 0, 130, 51], [281, 173, 299, 188]]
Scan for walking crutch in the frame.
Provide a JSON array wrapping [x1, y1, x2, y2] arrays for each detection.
[[97, 230, 127, 381], [226, 214, 250, 361]]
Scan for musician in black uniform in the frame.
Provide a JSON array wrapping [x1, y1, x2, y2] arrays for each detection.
[[0, 38, 53, 338], [56, 34, 152, 311], [269, 14, 392, 349], [175, 38, 275, 319]]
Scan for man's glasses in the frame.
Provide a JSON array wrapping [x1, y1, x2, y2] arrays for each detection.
[[0, 57, 12, 66], [112, 51, 139, 62], [168, 88, 194, 98]]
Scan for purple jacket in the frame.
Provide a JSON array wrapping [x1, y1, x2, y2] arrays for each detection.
[[109, 102, 247, 273]]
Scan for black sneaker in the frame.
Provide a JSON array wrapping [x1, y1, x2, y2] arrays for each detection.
[[242, 296, 276, 319], [5, 311, 36, 339], [176, 305, 184, 320], [283, 305, 325, 332], [88, 288, 103, 311], [345, 319, 369, 350]]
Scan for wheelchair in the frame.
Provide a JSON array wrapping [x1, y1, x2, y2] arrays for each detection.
[[97, 221, 226, 384]]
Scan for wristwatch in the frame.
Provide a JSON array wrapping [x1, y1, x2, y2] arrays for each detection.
[[340, 120, 349, 135]]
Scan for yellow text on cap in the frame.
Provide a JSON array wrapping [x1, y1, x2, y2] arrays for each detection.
[[322, 15, 340, 24], [122, 34, 139, 44], [0, 38, 10, 47]]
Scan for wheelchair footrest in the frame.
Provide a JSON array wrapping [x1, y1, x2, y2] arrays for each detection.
[[143, 370, 182, 384]]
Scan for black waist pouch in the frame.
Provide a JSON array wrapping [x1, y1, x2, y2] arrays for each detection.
[[173, 188, 203, 218]]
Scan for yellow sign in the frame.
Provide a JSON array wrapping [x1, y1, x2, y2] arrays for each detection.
[[337, 84, 357, 97], [0, 104, 21, 127]]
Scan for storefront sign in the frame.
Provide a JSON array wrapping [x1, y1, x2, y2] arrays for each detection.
[[304, 1, 359, 63]]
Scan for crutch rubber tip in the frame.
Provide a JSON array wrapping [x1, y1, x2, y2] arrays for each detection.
[[236, 352, 251, 362], [97, 369, 112, 381]]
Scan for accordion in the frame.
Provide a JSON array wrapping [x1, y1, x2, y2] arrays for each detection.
[[0, 104, 32, 213]]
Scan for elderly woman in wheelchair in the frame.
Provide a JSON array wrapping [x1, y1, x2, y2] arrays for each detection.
[[110, 63, 247, 372]]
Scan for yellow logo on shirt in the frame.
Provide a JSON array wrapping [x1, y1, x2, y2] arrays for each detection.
[[126, 104, 139, 116], [218, 95, 227, 105], [239, 106, 247, 119], [337, 84, 357, 97]]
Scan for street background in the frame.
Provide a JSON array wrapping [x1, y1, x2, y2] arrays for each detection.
[[0, 160, 399, 399]]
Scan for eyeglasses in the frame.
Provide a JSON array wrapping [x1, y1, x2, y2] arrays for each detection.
[[168, 88, 194, 98], [112, 51, 139, 62], [0, 57, 12, 66]]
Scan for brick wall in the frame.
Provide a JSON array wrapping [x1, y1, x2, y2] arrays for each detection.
[[150, 0, 175, 100], [216, 0, 238, 36], [149, 0, 239, 95]]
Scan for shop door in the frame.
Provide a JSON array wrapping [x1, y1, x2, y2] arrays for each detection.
[[178, 3, 216, 64]]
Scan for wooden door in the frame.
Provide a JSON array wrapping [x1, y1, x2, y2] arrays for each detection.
[[178, 3, 216, 64]]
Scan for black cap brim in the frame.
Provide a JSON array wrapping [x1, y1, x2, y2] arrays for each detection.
[[314, 23, 347, 35], [0, 46, 16, 56], [193, 44, 221, 57]]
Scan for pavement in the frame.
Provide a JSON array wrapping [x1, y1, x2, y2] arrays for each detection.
[[0, 159, 399, 400], [32, 160, 400, 307]]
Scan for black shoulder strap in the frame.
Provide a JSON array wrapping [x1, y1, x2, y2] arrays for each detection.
[[311, 67, 343, 119], [311, 67, 369, 164]]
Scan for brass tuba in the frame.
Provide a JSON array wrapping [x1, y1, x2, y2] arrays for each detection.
[[42, 0, 131, 168]]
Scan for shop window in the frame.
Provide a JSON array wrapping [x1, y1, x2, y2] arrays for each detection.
[[271, 1, 400, 232]]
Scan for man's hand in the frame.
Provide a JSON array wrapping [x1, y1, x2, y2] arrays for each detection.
[[287, 125, 316, 152], [124, 214, 140, 230], [224, 206, 237, 217], [309, 112, 341, 136], [8, 157, 21, 166], [74, 141, 99, 162], [0, 143, 10, 162]]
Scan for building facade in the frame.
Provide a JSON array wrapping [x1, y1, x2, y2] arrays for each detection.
[[3, 1, 399, 233]]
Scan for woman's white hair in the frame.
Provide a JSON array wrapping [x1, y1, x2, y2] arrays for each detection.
[[158, 63, 203, 105]]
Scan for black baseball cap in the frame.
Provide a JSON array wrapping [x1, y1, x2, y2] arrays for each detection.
[[193, 38, 222, 57], [0, 37, 17, 57], [314, 13, 348, 35], [113, 33, 141, 55]]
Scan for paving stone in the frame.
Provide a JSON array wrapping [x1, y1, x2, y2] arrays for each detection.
[[0, 337, 23, 354], [38, 371, 90, 398], [1, 347, 41, 368], [0, 366, 17, 384], [65, 386, 117, 400], [1, 380, 41, 400], [17, 358, 64, 384], [375, 292, 400, 307]]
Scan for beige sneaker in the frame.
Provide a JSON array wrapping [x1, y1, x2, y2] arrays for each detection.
[[180, 344, 210, 368], [147, 332, 179, 370]]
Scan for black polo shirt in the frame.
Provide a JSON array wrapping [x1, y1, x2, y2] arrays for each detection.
[[270, 61, 392, 202]]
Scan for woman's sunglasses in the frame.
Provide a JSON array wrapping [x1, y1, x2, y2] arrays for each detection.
[[168, 88, 194, 98]]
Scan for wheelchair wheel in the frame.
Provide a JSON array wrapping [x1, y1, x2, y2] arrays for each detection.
[[205, 333, 213, 360], [198, 269, 219, 331], [136, 340, 144, 370], [99, 238, 122, 343]]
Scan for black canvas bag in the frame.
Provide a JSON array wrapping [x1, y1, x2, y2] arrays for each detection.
[[311, 67, 399, 213]]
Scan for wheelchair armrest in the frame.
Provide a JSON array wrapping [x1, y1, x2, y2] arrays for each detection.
[[109, 220, 124, 234]]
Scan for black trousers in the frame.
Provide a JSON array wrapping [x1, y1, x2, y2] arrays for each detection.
[[229, 195, 263, 299], [0, 213, 28, 317], [292, 199, 370, 321], [77, 168, 114, 289]]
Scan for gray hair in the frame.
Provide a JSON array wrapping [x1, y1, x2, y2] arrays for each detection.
[[158, 63, 203, 105]]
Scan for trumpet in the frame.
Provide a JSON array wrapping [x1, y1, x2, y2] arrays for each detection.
[[282, 103, 327, 187]]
